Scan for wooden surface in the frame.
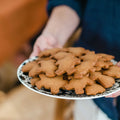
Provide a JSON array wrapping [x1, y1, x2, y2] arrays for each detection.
[[0, 0, 47, 64]]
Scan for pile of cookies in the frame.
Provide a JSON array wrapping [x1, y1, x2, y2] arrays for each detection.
[[22, 47, 120, 95]]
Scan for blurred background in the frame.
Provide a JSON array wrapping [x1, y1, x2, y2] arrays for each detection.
[[0, 0, 81, 119]]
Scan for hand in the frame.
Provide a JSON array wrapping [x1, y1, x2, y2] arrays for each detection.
[[106, 91, 120, 98], [30, 34, 62, 58], [30, 5, 80, 58], [106, 62, 120, 98]]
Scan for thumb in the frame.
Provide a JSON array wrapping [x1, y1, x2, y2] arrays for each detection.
[[30, 45, 40, 58], [116, 62, 120, 67]]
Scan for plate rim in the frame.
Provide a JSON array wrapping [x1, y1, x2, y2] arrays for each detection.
[[17, 57, 120, 100]]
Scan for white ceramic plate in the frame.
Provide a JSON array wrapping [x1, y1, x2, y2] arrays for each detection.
[[17, 57, 120, 100]]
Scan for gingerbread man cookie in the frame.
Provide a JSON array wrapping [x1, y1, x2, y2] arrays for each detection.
[[81, 51, 101, 62], [51, 51, 72, 60], [38, 59, 57, 77], [22, 61, 37, 73], [55, 54, 80, 75], [29, 64, 41, 77], [65, 77, 94, 94], [35, 74, 68, 94], [74, 61, 96, 78], [85, 84, 105, 95], [96, 53, 114, 61], [103, 66, 120, 78], [65, 47, 88, 57], [38, 48, 61, 57], [90, 72, 115, 88], [30, 77, 40, 86]]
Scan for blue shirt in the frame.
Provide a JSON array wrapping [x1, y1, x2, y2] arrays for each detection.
[[47, 0, 120, 120]]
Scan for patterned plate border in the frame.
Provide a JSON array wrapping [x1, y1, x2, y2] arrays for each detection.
[[17, 57, 120, 100]]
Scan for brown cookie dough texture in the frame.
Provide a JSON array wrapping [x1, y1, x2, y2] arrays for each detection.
[[51, 51, 72, 60], [74, 61, 96, 79], [30, 77, 40, 86], [65, 77, 95, 94], [96, 53, 114, 61], [85, 84, 105, 95], [22, 61, 37, 73], [64, 47, 89, 57], [55, 54, 80, 75], [36, 74, 68, 94], [29, 64, 41, 77], [38, 48, 61, 57], [29, 59, 57, 77], [21, 47, 119, 95], [90, 72, 115, 88], [38, 59, 57, 77], [103, 66, 120, 78], [95, 60, 113, 70], [81, 52, 98, 61]]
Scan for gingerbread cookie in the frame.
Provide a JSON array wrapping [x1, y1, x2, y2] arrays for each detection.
[[90, 72, 115, 88], [74, 61, 96, 78], [94, 60, 113, 71], [35, 74, 68, 94], [65, 77, 94, 94], [29, 64, 41, 77], [81, 52, 101, 62], [96, 53, 114, 61], [30, 77, 40, 86], [22, 61, 37, 73], [55, 54, 80, 75], [98, 75, 115, 88], [38, 59, 57, 77], [96, 60, 113, 68], [51, 51, 72, 60], [21, 47, 119, 96], [38, 48, 61, 57], [29, 59, 57, 77], [90, 72, 101, 80], [85, 84, 105, 95], [103, 66, 120, 78], [65, 47, 88, 57]]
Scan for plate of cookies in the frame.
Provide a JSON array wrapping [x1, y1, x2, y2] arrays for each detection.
[[17, 47, 120, 100]]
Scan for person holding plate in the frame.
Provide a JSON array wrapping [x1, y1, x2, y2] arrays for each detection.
[[30, 0, 120, 120]]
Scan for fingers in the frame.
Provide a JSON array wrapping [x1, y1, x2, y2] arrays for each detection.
[[105, 90, 120, 98], [30, 45, 40, 58], [30, 37, 48, 58], [30, 35, 63, 58], [116, 62, 120, 67], [30, 38, 55, 58]]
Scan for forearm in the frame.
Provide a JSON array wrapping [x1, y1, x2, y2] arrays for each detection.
[[42, 5, 80, 46]]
